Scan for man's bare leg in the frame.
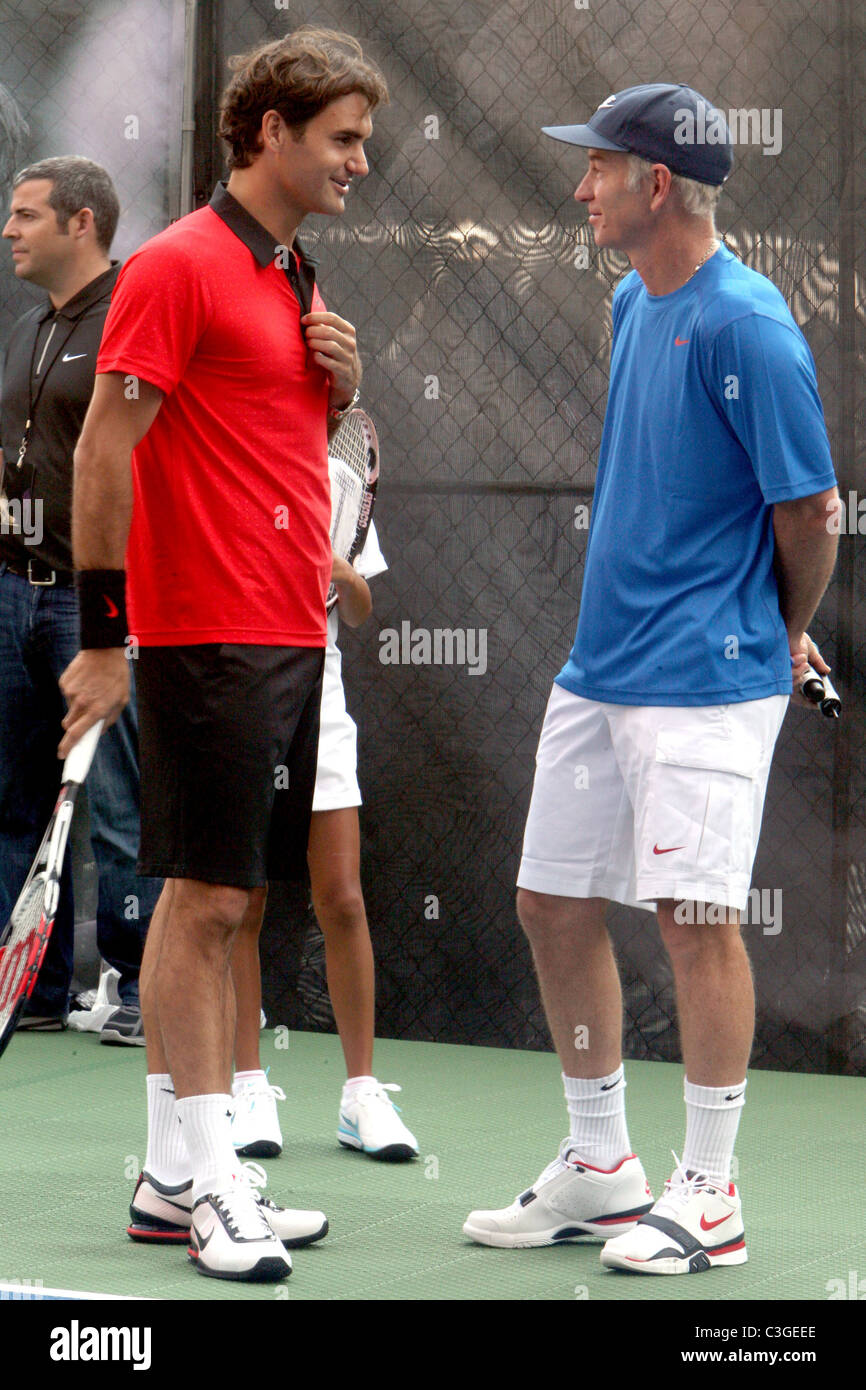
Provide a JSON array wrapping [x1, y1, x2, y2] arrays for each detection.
[[517, 889, 622, 1077], [656, 902, 752, 1085], [153, 879, 263, 1097], [656, 901, 751, 1186]]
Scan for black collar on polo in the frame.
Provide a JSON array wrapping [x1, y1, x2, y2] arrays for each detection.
[[209, 181, 318, 314], [42, 262, 121, 325]]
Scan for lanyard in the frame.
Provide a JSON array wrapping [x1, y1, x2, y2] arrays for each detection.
[[15, 312, 80, 475]]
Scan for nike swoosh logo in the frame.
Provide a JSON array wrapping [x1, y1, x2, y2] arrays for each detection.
[[600, 1081, 618, 1091], [62, 352, 87, 362], [700, 1211, 733, 1231], [652, 844, 685, 855], [104, 595, 119, 618], [197, 1224, 214, 1250], [725, 1091, 744, 1101], [674, 337, 689, 346]]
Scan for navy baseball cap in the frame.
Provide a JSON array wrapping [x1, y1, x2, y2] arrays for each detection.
[[542, 83, 733, 186]]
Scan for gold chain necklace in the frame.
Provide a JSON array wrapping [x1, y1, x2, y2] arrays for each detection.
[[683, 239, 718, 285]]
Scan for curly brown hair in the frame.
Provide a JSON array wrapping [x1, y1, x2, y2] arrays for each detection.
[[219, 27, 389, 169]]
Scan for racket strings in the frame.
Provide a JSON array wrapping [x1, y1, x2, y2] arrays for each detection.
[[0, 878, 46, 1018]]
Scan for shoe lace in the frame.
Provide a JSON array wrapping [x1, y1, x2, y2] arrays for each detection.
[[654, 1151, 714, 1218], [235, 1160, 284, 1214], [351, 1081, 403, 1113], [534, 1138, 584, 1187], [212, 1176, 273, 1238], [234, 1076, 286, 1111]]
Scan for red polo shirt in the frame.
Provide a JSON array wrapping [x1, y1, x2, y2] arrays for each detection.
[[96, 186, 331, 646]]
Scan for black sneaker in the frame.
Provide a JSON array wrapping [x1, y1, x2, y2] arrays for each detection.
[[100, 1004, 145, 1047]]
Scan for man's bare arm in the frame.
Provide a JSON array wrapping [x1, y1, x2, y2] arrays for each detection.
[[58, 373, 163, 755], [773, 486, 840, 699]]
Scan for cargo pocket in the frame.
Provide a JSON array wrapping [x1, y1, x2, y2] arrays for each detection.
[[648, 726, 763, 881]]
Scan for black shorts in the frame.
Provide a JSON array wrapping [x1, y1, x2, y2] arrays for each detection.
[[136, 644, 324, 888]]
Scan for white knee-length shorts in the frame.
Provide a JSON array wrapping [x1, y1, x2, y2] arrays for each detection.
[[517, 684, 789, 911], [312, 520, 387, 813]]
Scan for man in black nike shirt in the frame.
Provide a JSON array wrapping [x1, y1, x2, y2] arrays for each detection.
[[0, 156, 157, 1036]]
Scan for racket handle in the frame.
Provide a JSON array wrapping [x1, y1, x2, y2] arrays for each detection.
[[798, 665, 841, 719], [62, 719, 105, 783]]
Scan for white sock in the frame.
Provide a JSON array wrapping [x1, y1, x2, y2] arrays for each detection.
[[144, 1074, 192, 1186], [175, 1093, 239, 1202], [562, 1067, 631, 1169], [342, 1074, 376, 1101], [682, 1077, 747, 1186], [232, 1069, 267, 1095]]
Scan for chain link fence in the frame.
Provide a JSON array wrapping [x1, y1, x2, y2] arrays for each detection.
[[225, 0, 865, 1074], [2, 1, 863, 1071]]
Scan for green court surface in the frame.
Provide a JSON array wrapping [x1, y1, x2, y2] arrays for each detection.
[[1, 1029, 863, 1302]]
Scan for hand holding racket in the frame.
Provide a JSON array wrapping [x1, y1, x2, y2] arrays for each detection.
[[0, 720, 103, 1059], [326, 408, 379, 611]]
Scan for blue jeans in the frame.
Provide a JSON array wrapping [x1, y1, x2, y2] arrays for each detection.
[[0, 565, 160, 1011]]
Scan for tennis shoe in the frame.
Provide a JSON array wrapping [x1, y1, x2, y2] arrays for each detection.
[[100, 1004, 145, 1046], [17, 1011, 66, 1031], [188, 1184, 292, 1282], [463, 1140, 653, 1248], [231, 1077, 285, 1157], [337, 1081, 419, 1160], [600, 1152, 747, 1274], [127, 1163, 327, 1249]]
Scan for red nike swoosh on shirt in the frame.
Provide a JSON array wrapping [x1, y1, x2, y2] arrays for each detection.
[[674, 336, 690, 345], [700, 1211, 734, 1231], [653, 844, 685, 855], [103, 596, 119, 618]]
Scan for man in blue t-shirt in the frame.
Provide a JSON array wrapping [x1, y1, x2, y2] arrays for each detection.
[[464, 84, 839, 1275]]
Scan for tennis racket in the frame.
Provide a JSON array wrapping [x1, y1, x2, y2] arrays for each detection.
[[326, 408, 379, 610], [0, 719, 103, 1059]]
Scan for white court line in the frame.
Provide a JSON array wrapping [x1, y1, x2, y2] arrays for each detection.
[[0, 1282, 149, 1300]]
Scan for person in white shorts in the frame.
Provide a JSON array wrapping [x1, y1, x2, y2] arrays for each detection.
[[230, 520, 419, 1162], [463, 83, 839, 1274]]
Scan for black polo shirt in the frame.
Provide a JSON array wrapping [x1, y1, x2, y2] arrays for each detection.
[[0, 262, 120, 575]]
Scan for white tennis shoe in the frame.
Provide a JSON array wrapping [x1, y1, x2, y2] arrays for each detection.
[[600, 1153, 747, 1274], [128, 1162, 327, 1250], [231, 1077, 285, 1158], [337, 1081, 419, 1160], [189, 1185, 292, 1282], [463, 1140, 653, 1248]]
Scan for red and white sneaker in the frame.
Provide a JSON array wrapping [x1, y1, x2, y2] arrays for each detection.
[[600, 1153, 748, 1274], [127, 1164, 327, 1249], [463, 1140, 653, 1248]]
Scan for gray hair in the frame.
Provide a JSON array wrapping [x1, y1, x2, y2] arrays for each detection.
[[625, 153, 721, 222], [13, 156, 119, 251]]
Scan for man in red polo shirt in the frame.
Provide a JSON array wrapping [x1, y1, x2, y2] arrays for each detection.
[[59, 27, 388, 1283]]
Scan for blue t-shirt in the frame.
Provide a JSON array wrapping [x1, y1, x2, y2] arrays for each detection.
[[556, 244, 836, 706]]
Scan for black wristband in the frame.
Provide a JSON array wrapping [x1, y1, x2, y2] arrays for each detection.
[[75, 569, 128, 649]]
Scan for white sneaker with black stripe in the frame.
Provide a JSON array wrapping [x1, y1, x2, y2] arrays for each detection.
[[127, 1163, 327, 1250], [600, 1153, 747, 1274], [463, 1140, 653, 1248], [189, 1185, 292, 1282]]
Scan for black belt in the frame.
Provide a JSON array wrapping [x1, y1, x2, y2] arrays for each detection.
[[2, 556, 75, 587]]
